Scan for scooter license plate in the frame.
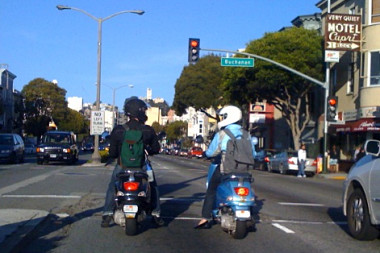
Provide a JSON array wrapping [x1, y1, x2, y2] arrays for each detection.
[[123, 205, 138, 213], [235, 210, 250, 218]]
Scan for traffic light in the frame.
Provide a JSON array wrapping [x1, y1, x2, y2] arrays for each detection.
[[326, 96, 338, 122], [188, 38, 200, 63]]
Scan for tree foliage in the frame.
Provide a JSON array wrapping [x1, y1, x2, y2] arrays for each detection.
[[22, 78, 88, 138], [164, 121, 187, 143], [172, 55, 224, 116], [59, 108, 88, 134], [222, 27, 324, 149]]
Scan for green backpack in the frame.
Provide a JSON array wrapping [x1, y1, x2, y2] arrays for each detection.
[[120, 125, 145, 168]]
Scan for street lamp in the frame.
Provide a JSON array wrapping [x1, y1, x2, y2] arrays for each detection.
[[103, 84, 134, 129], [56, 5, 144, 163]]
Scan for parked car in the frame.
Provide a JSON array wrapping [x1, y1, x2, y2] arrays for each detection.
[[179, 148, 189, 157], [25, 143, 36, 155], [36, 131, 79, 165], [254, 149, 275, 170], [81, 142, 94, 152], [342, 139, 380, 240], [99, 142, 110, 152], [267, 150, 317, 176], [171, 147, 180, 156], [0, 133, 24, 163], [188, 146, 203, 158]]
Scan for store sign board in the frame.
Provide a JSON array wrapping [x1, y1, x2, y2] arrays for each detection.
[[325, 50, 340, 63], [325, 13, 361, 52]]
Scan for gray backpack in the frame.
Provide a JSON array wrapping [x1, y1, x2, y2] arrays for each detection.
[[221, 128, 255, 174]]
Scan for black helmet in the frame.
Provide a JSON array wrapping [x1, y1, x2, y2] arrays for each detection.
[[124, 97, 148, 123]]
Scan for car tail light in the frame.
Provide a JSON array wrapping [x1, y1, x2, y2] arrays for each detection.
[[264, 157, 270, 163], [234, 187, 249, 196], [123, 182, 139, 191], [288, 158, 295, 164]]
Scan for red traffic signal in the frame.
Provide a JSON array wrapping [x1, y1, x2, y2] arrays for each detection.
[[190, 40, 199, 48], [328, 97, 337, 106], [327, 96, 338, 122], [188, 38, 200, 63]]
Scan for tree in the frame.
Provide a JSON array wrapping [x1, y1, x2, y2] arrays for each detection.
[[151, 121, 163, 134], [59, 108, 88, 134], [22, 78, 68, 138], [164, 121, 187, 144], [222, 27, 324, 150], [172, 55, 224, 116]]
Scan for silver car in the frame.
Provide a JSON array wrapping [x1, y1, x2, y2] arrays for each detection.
[[267, 150, 317, 176], [342, 139, 380, 240]]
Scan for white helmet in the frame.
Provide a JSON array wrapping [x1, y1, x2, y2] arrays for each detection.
[[217, 105, 242, 129]]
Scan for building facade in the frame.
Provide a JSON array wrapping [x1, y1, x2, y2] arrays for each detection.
[[67, 96, 83, 112], [0, 67, 18, 133], [317, 0, 380, 161]]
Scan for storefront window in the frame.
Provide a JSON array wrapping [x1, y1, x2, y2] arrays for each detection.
[[370, 51, 380, 85], [371, 0, 380, 24]]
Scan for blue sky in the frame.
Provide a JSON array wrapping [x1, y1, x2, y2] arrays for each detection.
[[1, 1, 320, 109]]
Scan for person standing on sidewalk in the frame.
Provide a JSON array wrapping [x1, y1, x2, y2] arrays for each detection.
[[297, 144, 307, 178]]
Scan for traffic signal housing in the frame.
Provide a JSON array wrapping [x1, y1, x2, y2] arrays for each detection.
[[188, 38, 200, 63], [326, 96, 338, 122]]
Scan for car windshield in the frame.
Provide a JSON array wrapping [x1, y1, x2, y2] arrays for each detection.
[[42, 134, 70, 144], [0, 135, 13, 145]]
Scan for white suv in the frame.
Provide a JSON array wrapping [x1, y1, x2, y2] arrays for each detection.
[[343, 139, 380, 240]]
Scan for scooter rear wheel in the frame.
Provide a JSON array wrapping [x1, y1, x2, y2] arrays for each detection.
[[125, 218, 138, 236], [232, 220, 247, 239]]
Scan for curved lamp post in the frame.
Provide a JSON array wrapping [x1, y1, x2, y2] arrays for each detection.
[[103, 84, 134, 128], [56, 5, 144, 163]]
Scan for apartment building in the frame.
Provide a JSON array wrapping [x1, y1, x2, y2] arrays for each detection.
[[317, 0, 380, 160]]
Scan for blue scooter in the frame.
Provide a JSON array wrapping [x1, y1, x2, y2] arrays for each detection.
[[207, 162, 256, 239]]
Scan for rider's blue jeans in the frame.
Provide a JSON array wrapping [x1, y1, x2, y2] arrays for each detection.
[[201, 165, 222, 219], [102, 164, 161, 216]]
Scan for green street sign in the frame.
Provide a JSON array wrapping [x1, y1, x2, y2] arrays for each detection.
[[221, 57, 254, 67]]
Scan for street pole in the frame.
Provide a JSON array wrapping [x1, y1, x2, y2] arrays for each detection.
[[103, 84, 134, 129], [323, 0, 331, 173], [56, 5, 144, 163]]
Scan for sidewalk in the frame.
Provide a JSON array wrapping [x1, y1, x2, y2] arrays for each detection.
[[315, 172, 347, 180]]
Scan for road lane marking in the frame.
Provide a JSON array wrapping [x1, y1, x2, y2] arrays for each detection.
[[1, 195, 81, 199], [272, 223, 295, 233], [278, 202, 325, 207]]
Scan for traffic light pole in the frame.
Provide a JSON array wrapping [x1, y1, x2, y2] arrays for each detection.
[[323, 64, 330, 173], [201, 47, 331, 173]]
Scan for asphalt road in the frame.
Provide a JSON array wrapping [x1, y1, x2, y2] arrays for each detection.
[[0, 153, 379, 253]]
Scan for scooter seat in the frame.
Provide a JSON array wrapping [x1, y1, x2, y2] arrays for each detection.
[[221, 172, 252, 182]]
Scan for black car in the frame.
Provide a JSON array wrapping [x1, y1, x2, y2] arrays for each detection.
[[0, 133, 25, 163], [36, 131, 79, 165]]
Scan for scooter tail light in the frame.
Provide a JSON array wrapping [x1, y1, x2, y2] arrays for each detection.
[[312, 159, 317, 166], [264, 157, 270, 163], [123, 182, 139, 191], [234, 187, 249, 196]]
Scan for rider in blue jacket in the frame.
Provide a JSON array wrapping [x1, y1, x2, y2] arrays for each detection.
[[195, 105, 257, 229]]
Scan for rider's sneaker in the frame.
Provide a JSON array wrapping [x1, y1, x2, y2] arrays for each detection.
[[101, 215, 112, 228], [153, 216, 165, 226]]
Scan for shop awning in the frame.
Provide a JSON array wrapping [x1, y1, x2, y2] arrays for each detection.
[[332, 118, 380, 133]]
